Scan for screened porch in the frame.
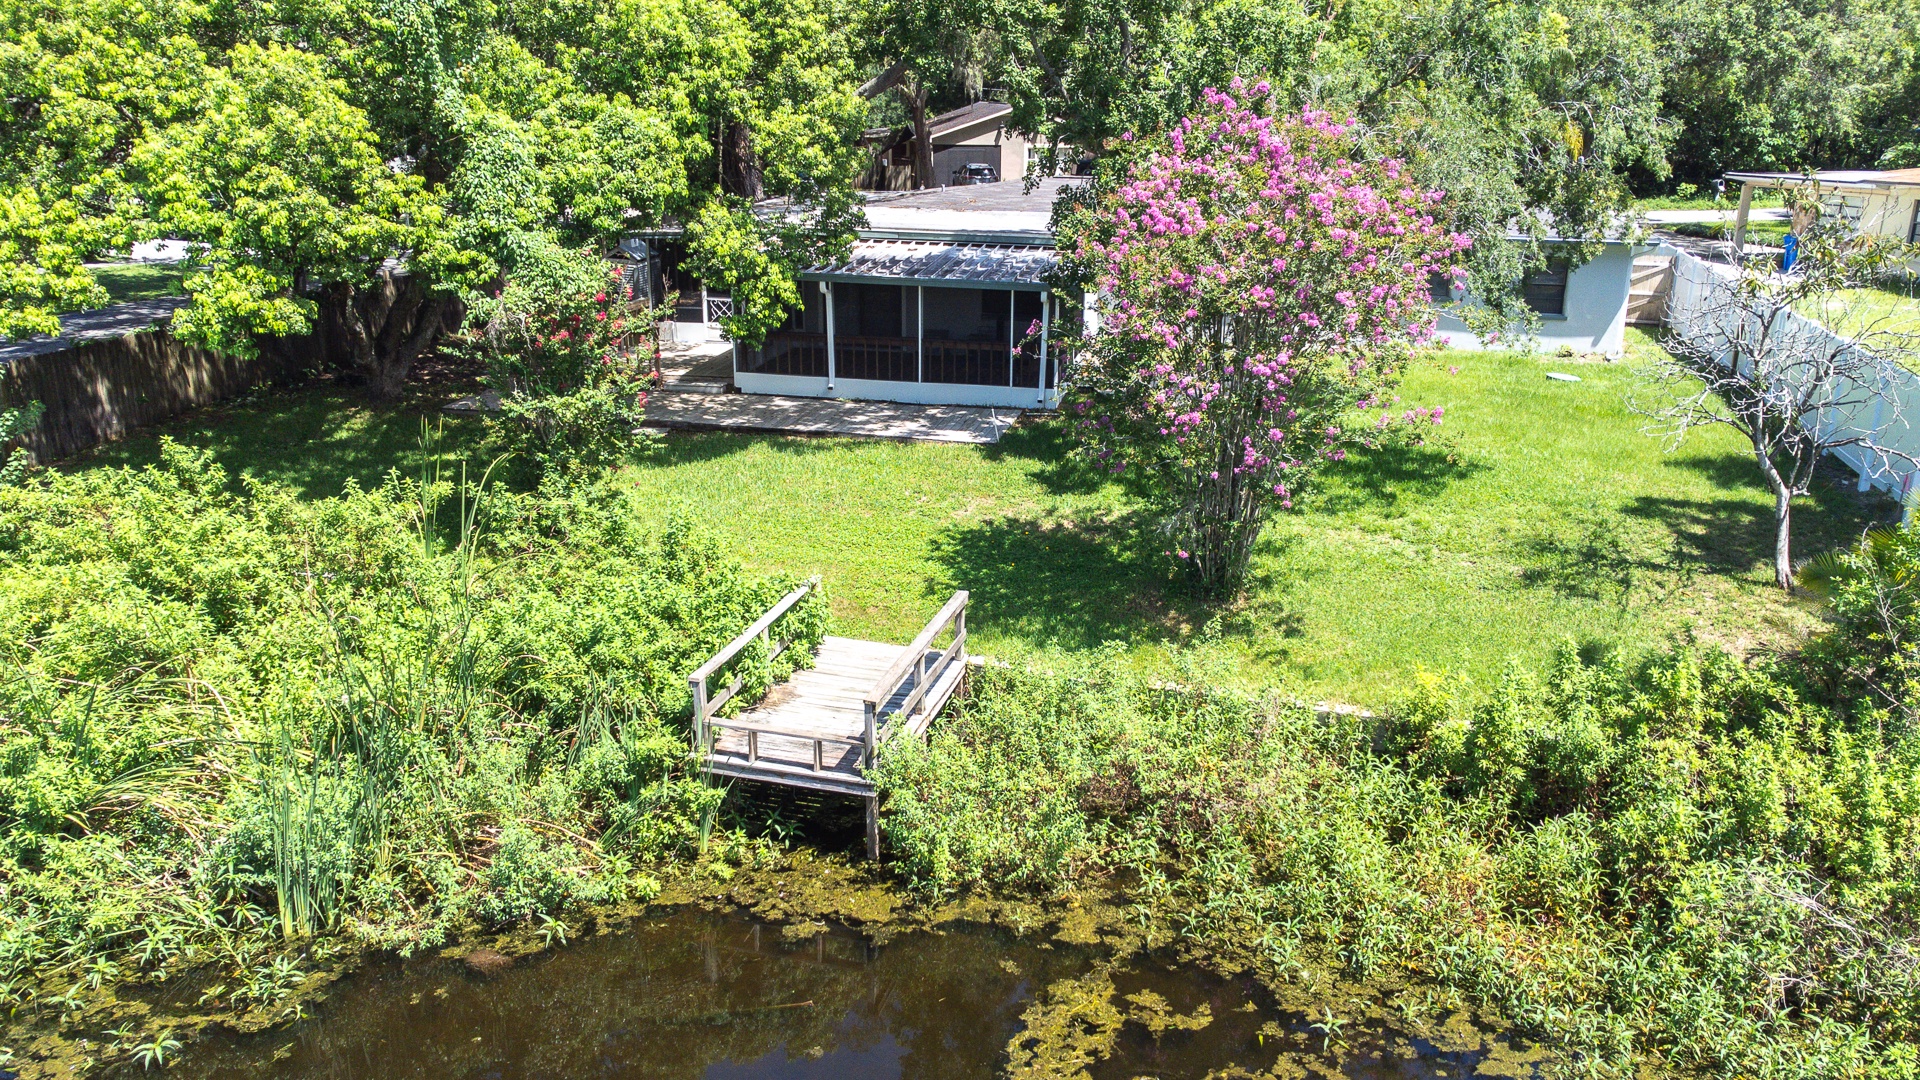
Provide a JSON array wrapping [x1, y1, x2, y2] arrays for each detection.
[[735, 238, 1068, 409]]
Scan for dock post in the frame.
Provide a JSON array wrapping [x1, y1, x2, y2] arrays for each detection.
[[865, 795, 880, 860]]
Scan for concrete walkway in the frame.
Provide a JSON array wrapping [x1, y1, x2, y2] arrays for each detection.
[[643, 392, 1021, 444], [445, 388, 1024, 444]]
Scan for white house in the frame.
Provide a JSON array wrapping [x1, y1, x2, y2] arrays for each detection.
[[1433, 237, 1642, 357], [1725, 168, 1920, 252], [632, 184, 1646, 409], [734, 179, 1079, 409]]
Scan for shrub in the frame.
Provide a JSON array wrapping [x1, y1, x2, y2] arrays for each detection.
[[0, 443, 826, 1004], [874, 642, 1920, 1077], [485, 381, 651, 479]]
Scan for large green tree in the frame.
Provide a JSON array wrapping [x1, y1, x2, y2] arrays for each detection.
[[999, 0, 1671, 331], [1643, 0, 1920, 183], [0, 0, 867, 391]]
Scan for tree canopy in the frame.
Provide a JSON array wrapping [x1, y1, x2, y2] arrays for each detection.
[[2, 0, 1915, 383], [0, 0, 868, 387]]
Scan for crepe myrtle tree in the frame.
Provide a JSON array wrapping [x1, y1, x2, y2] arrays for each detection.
[[1063, 82, 1469, 595]]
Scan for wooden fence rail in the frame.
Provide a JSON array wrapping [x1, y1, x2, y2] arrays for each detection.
[[864, 589, 967, 754]]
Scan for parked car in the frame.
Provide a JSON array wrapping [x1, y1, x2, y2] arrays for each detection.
[[952, 162, 998, 185]]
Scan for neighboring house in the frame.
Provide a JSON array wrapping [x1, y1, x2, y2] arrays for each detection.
[[1724, 169, 1920, 251], [1432, 237, 1642, 357], [612, 235, 731, 345], [860, 102, 1032, 191], [736, 179, 1080, 409]]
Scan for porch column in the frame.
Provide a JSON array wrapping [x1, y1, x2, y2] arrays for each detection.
[[1037, 288, 1050, 403], [823, 280, 837, 390], [1732, 181, 1754, 255], [1007, 289, 1016, 387], [916, 285, 924, 383]]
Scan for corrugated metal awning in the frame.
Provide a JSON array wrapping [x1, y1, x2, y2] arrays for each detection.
[[803, 239, 1057, 287]]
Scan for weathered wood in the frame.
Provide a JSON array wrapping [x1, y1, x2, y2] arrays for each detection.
[[686, 595, 974, 861], [688, 576, 820, 764]]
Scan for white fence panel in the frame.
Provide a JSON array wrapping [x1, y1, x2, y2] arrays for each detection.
[[1663, 250, 1920, 505]]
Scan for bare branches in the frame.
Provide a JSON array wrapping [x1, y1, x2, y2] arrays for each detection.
[[1635, 229, 1920, 587]]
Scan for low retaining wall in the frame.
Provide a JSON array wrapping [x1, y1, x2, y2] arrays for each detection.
[[0, 301, 322, 462]]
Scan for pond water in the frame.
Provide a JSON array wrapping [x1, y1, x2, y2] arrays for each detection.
[[170, 909, 1539, 1079]]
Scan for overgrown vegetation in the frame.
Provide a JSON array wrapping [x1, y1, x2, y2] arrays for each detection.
[[877, 592, 1920, 1076], [0, 443, 824, 1025]]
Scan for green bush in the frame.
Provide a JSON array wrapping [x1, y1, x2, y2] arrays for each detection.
[[0, 442, 825, 1006], [485, 382, 652, 481], [875, 643, 1920, 1078]]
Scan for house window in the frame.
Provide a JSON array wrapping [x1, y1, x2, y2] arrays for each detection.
[[1910, 198, 1920, 244], [1819, 193, 1866, 228], [1521, 260, 1570, 316], [1427, 271, 1454, 303]]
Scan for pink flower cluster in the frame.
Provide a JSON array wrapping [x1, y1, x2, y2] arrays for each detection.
[[1066, 81, 1468, 576]]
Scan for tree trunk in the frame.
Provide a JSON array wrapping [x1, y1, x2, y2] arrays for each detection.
[[720, 120, 763, 199], [1773, 487, 1794, 590], [906, 86, 935, 189], [322, 270, 461, 401], [1753, 440, 1795, 589]]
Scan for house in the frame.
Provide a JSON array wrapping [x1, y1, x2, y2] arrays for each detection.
[[1724, 169, 1920, 251], [735, 178, 1080, 409], [860, 102, 1032, 191], [1432, 237, 1643, 357]]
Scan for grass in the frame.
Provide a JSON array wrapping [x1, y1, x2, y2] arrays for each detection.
[[72, 330, 1896, 706], [1665, 219, 1792, 244], [1632, 192, 1784, 211], [1797, 277, 1920, 338], [81, 261, 186, 307]]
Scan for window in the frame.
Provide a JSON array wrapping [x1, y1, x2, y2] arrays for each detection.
[[1910, 198, 1920, 244], [1521, 260, 1570, 317], [1427, 270, 1454, 304], [1819, 193, 1866, 228]]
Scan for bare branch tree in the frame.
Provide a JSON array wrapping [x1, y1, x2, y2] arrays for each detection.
[[1635, 210, 1920, 589]]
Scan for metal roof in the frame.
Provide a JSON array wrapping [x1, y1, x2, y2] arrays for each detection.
[[1725, 169, 1920, 190], [803, 238, 1057, 286]]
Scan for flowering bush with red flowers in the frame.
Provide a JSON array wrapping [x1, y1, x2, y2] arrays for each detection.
[[474, 256, 647, 397], [1066, 81, 1470, 594], [467, 244, 658, 479]]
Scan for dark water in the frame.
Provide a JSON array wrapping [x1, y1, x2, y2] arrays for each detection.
[[169, 910, 1536, 1079]]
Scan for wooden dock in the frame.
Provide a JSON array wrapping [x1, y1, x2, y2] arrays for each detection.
[[688, 582, 969, 857]]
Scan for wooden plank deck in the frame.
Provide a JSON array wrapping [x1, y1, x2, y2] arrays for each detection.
[[689, 585, 970, 857], [703, 636, 964, 796]]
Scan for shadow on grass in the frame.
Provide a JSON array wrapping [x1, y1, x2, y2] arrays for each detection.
[[1519, 510, 1694, 604], [928, 509, 1194, 651], [67, 385, 493, 498], [981, 418, 1118, 496], [1308, 436, 1489, 515]]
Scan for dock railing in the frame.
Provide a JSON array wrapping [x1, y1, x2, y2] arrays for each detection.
[[689, 576, 821, 766], [863, 590, 968, 761]]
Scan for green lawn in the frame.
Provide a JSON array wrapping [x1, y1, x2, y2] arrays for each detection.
[[81, 261, 187, 307], [1798, 278, 1920, 337], [74, 330, 1894, 705]]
